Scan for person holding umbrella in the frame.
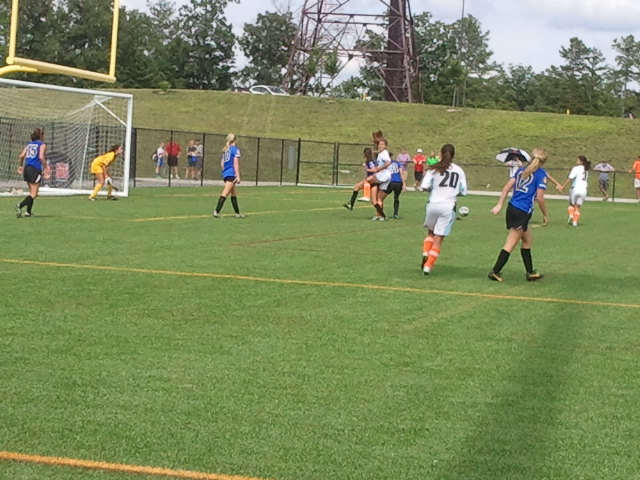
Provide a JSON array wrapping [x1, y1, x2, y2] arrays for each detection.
[[496, 148, 529, 178], [496, 147, 563, 190]]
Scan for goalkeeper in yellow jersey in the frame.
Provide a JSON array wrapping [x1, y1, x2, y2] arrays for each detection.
[[88, 145, 123, 201]]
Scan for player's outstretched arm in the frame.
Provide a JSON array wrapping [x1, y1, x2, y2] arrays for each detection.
[[491, 178, 515, 215]]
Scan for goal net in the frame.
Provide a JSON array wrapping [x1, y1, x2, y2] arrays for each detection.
[[0, 78, 133, 197]]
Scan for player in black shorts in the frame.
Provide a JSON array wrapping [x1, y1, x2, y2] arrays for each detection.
[[16, 128, 47, 218]]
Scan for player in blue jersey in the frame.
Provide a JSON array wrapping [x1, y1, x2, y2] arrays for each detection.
[[15, 128, 47, 218], [488, 147, 549, 282], [212, 133, 245, 218], [343, 147, 377, 210]]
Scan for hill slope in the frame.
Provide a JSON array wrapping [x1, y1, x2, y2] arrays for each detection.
[[124, 89, 639, 168]]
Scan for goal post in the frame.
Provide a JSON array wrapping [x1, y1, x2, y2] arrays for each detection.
[[0, 78, 133, 197], [1, 0, 120, 83]]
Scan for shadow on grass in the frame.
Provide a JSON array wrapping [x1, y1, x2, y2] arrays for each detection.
[[436, 313, 583, 479]]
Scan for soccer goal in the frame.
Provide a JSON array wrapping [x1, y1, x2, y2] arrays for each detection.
[[0, 78, 133, 197]]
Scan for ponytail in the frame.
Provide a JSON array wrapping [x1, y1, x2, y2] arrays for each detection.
[[522, 148, 548, 178], [223, 132, 237, 152], [579, 155, 591, 171], [434, 143, 454, 174]]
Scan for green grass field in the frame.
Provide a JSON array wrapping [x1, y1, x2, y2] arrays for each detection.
[[2, 187, 640, 480]]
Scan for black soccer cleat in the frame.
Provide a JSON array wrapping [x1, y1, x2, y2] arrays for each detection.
[[487, 271, 503, 282], [526, 271, 544, 281]]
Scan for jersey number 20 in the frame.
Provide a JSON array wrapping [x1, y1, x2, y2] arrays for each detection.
[[439, 171, 460, 188]]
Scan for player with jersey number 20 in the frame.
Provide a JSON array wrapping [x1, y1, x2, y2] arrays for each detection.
[[419, 143, 468, 275]]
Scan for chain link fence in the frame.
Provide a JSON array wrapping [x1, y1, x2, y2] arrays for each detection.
[[130, 127, 638, 202]]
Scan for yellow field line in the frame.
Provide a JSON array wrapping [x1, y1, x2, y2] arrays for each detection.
[[0, 451, 270, 480], [1, 258, 638, 309]]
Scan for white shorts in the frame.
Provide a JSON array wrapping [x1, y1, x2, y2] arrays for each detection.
[[375, 169, 391, 184], [570, 188, 587, 206], [634, 178, 640, 188], [379, 180, 391, 191], [424, 202, 456, 236]]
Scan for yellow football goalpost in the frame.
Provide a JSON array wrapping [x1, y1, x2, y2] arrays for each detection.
[[0, 0, 133, 198], [0, 0, 120, 83]]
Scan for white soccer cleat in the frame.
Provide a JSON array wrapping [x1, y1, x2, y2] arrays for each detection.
[[423, 266, 431, 275]]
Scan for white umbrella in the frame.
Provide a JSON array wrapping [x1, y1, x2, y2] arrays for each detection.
[[495, 147, 531, 163]]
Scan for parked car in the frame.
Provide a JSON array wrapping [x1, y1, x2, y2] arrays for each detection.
[[249, 85, 290, 96]]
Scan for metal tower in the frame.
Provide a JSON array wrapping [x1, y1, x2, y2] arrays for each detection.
[[284, 0, 420, 102]]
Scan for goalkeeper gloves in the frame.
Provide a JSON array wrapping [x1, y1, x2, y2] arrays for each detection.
[[105, 177, 113, 186]]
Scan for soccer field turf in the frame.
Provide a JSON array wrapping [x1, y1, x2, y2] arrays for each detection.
[[2, 186, 639, 480]]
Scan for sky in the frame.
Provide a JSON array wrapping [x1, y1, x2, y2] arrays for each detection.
[[120, 0, 640, 73]]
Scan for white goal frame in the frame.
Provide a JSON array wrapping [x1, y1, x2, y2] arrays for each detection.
[[0, 78, 133, 197]]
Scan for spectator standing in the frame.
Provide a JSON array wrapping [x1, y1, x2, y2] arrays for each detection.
[[166, 138, 182, 180], [593, 160, 615, 201], [427, 150, 440, 166], [155, 142, 166, 178], [413, 148, 426, 188], [629, 155, 640, 202], [194, 140, 204, 180], [396, 146, 411, 188], [504, 153, 523, 178], [185, 140, 197, 180]]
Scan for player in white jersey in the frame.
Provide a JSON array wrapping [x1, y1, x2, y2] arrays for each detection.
[[561, 155, 590, 227], [362, 138, 392, 220], [418, 144, 467, 275]]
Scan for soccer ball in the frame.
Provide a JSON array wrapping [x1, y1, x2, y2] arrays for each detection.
[[458, 206, 470, 217]]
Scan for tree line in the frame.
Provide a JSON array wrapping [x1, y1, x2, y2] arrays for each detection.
[[1, 0, 639, 117]]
